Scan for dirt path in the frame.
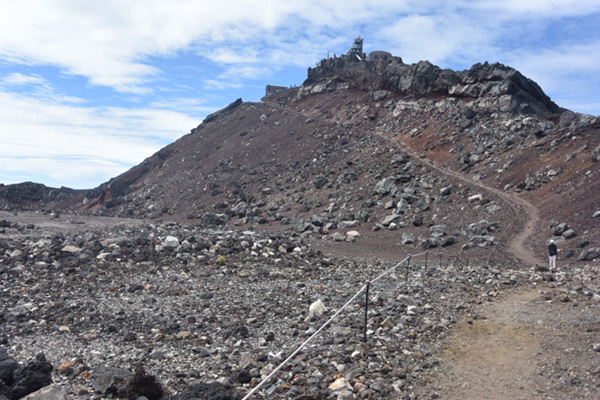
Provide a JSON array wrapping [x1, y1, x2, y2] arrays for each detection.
[[432, 284, 600, 399], [405, 149, 545, 267], [506, 196, 544, 267], [433, 289, 542, 399]]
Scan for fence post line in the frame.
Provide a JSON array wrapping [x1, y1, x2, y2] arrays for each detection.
[[406, 255, 411, 282], [425, 251, 428, 268], [363, 281, 370, 343]]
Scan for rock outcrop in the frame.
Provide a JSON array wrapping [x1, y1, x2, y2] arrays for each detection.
[[305, 57, 562, 116]]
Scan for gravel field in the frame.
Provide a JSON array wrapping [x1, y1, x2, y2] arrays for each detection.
[[2, 214, 600, 399]]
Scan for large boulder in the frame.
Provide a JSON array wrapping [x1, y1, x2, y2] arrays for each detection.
[[8, 354, 53, 400], [441, 236, 457, 247], [468, 220, 491, 237], [200, 213, 226, 226], [92, 366, 163, 400], [381, 214, 403, 227], [338, 220, 359, 229], [578, 248, 600, 261], [375, 177, 398, 195], [420, 238, 439, 250], [464, 235, 496, 249], [92, 366, 133, 397], [402, 232, 416, 245], [551, 222, 569, 236], [0, 349, 19, 386], [21, 385, 68, 400], [429, 225, 448, 238], [396, 198, 411, 214]]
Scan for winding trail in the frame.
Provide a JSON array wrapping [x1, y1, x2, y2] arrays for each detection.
[[261, 99, 545, 267], [411, 153, 545, 267]]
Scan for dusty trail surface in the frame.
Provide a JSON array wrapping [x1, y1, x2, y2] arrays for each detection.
[[403, 152, 597, 399], [433, 284, 600, 399], [407, 149, 545, 267]]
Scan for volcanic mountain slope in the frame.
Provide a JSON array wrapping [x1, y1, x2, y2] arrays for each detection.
[[1, 55, 599, 264]]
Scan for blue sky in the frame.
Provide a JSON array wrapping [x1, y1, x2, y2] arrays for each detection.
[[1, 0, 599, 189]]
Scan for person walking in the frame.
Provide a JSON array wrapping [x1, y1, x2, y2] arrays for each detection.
[[548, 239, 557, 270]]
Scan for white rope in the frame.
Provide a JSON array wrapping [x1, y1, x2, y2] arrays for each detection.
[[370, 251, 427, 284], [241, 283, 368, 400], [369, 257, 408, 284], [241, 250, 435, 399]]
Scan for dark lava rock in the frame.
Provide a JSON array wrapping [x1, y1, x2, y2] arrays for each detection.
[[127, 367, 164, 400], [224, 325, 249, 340], [9, 353, 53, 400], [166, 382, 240, 400], [92, 365, 163, 399], [229, 368, 252, 384], [200, 213, 226, 226], [0, 359, 19, 386], [0, 348, 18, 385], [92, 366, 133, 396]]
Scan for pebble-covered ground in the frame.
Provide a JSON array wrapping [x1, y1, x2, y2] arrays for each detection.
[[1, 214, 599, 400]]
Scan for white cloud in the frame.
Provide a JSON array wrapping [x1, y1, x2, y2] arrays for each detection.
[[0, 156, 129, 188], [0, 91, 200, 188], [149, 97, 216, 114], [0, 72, 86, 104], [1, 72, 46, 86], [203, 79, 244, 90], [375, 11, 500, 67], [207, 48, 260, 65], [472, 0, 600, 16], [0, 1, 425, 93]]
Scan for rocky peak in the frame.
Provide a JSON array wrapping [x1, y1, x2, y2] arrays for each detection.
[[305, 56, 561, 116]]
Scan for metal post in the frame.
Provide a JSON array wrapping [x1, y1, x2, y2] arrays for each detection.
[[406, 255, 411, 282], [439, 253, 442, 268], [425, 251, 428, 268], [363, 281, 370, 343]]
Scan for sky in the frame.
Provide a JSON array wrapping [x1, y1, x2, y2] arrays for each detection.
[[1, 1, 599, 189]]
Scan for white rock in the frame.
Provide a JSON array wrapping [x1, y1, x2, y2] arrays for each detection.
[[61, 245, 81, 253], [309, 299, 328, 318], [468, 194, 483, 202], [328, 377, 352, 392], [163, 235, 180, 247], [9, 249, 23, 258]]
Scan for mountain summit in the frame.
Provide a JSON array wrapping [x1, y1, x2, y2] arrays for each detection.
[[306, 55, 561, 116]]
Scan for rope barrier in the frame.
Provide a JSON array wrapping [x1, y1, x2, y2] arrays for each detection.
[[241, 250, 466, 399], [370, 256, 409, 284], [241, 283, 368, 400]]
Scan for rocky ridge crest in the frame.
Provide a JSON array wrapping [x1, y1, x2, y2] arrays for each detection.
[[304, 56, 562, 116]]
